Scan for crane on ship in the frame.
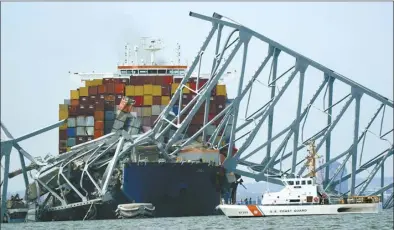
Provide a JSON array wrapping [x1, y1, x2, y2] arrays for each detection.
[[1, 11, 393, 221]]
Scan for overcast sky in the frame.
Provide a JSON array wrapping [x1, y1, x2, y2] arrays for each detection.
[[1, 2, 393, 191]]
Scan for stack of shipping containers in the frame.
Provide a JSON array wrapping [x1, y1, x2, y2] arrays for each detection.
[[58, 74, 227, 154]]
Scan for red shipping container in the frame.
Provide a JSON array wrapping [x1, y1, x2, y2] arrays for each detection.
[[163, 76, 173, 85], [105, 83, 115, 94], [89, 95, 97, 101], [94, 111, 104, 121], [103, 78, 114, 84], [154, 76, 164, 85], [78, 104, 87, 115], [209, 102, 217, 114], [71, 99, 79, 106], [173, 77, 182, 83], [86, 104, 96, 115], [94, 130, 104, 139], [76, 136, 87, 145], [95, 100, 105, 111], [144, 76, 155, 84], [216, 103, 225, 112], [120, 78, 130, 85], [113, 78, 122, 84], [133, 96, 143, 106], [161, 86, 170, 96], [114, 83, 125, 94], [79, 96, 90, 105], [152, 96, 161, 105], [88, 86, 98, 96], [98, 85, 106, 94], [208, 114, 215, 122], [190, 82, 197, 91], [59, 130, 67, 140], [98, 94, 105, 102], [68, 105, 78, 116], [95, 121, 104, 130], [105, 95, 115, 101], [115, 94, 123, 105], [215, 95, 226, 105]]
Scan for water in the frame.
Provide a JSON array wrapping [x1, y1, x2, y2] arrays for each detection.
[[2, 209, 393, 230]]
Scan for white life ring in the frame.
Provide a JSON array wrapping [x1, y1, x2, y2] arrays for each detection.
[[313, 197, 319, 202]]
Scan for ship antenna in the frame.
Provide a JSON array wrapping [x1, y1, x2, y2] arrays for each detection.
[[142, 37, 163, 65], [176, 42, 181, 65], [124, 43, 130, 65], [134, 45, 139, 65]]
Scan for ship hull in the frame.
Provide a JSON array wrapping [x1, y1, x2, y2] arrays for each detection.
[[122, 162, 221, 217], [217, 203, 381, 218]]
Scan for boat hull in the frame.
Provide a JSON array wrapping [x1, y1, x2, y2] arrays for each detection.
[[217, 203, 381, 218]]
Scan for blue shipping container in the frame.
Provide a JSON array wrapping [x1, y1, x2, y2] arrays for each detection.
[[104, 121, 115, 134], [105, 111, 115, 121], [67, 127, 76, 137], [67, 138, 76, 147]]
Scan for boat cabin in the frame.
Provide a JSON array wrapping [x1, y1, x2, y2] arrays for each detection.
[[261, 177, 326, 206]]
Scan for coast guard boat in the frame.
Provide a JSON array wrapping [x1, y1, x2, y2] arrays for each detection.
[[217, 141, 381, 218]]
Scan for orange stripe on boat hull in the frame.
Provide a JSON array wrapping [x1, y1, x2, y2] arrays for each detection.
[[246, 205, 263, 217]]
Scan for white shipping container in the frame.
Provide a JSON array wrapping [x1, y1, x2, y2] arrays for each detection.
[[113, 119, 125, 130], [67, 118, 76, 127], [151, 105, 161, 116], [86, 127, 94, 136], [76, 116, 86, 127], [76, 127, 86, 136], [64, 99, 71, 105], [130, 112, 137, 118], [135, 107, 143, 117], [160, 105, 166, 112], [85, 116, 95, 127]]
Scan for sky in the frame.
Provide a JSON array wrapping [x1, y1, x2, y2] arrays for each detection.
[[1, 2, 393, 192]]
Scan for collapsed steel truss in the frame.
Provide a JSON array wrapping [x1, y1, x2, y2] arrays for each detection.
[[1, 12, 393, 218]]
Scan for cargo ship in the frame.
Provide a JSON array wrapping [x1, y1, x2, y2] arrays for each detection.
[[36, 38, 240, 221]]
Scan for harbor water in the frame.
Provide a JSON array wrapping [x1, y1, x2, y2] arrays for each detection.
[[2, 209, 393, 230]]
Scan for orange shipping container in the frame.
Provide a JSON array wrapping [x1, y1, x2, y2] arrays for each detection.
[[105, 95, 115, 101], [94, 130, 104, 139], [94, 111, 104, 121], [71, 99, 79, 106], [95, 121, 104, 130], [98, 85, 106, 94], [114, 83, 125, 94]]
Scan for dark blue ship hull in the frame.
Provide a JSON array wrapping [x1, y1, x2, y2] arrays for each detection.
[[122, 162, 222, 217]]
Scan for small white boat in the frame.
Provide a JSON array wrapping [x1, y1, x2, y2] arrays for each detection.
[[217, 141, 381, 218]]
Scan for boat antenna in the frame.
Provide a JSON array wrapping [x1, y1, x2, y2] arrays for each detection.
[[142, 37, 163, 65], [176, 42, 181, 65], [305, 140, 321, 178], [134, 45, 139, 65]]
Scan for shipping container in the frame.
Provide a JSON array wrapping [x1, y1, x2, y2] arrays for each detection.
[[67, 138, 76, 147], [59, 109, 68, 120], [94, 130, 104, 139], [113, 78, 121, 84], [143, 95, 153, 106], [67, 117, 76, 127], [171, 83, 179, 94], [151, 105, 161, 116], [142, 117, 151, 126], [152, 85, 162, 96], [86, 127, 94, 136], [86, 116, 95, 126], [125, 85, 135, 96], [133, 96, 143, 106], [215, 95, 226, 105], [104, 101, 115, 111], [143, 85, 153, 95], [160, 105, 167, 112], [154, 76, 163, 85], [59, 130, 67, 140], [98, 85, 106, 94], [94, 111, 104, 121], [216, 103, 225, 112], [86, 136, 94, 142], [114, 83, 125, 94], [78, 104, 87, 115], [59, 147, 67, 154], [216, 85, 226, 96], [67, 127, 76, 137], [116, 110, 129, 121], [71, 99, 79, 106], [135, 86, 144, 96], [115, 94, 123, 105], [209, 103, 217, 114], [64, 99, 71, 105], [161, 96, 170, 105], [120, 78, 130, 85], [135, 107, 143, 117], [85, 80, 94, 87], [191, 114, 204, 125], [163, 76, 173, 85], [105, 95, 115, 101], [143, 76, 155, 85], [105, 83, 115, 94], [76, 136, 87, 145], [105, 111, 115, 121], [104, 121, 115, 134], [79, 87, 89, 97], [151, 115, 159, 125], [161, 86, 170, 96], [172, 105, 179, 115], [89, 95, 97, 102], [70, 90, 79, 99], [95, 100, 105, 111], [130, 76, 143, 86], [68, 105, 78, 116], [150, 96, 160, 105], [59, 140, 67, 148], [86, 104, 95, 115], [98, 94, 106, 101], [76, 127, 86, 136], [142, 106, 152, 117], [88, 86, 98, 96], [59, 104, 68, 111], [79, 96, 90, 105], [76, 116, 86, 127], [95, 121, 104, 130], [103, 78, 114, 84]]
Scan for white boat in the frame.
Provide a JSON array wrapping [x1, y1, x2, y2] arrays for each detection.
[[217, 141, 382, 218]]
